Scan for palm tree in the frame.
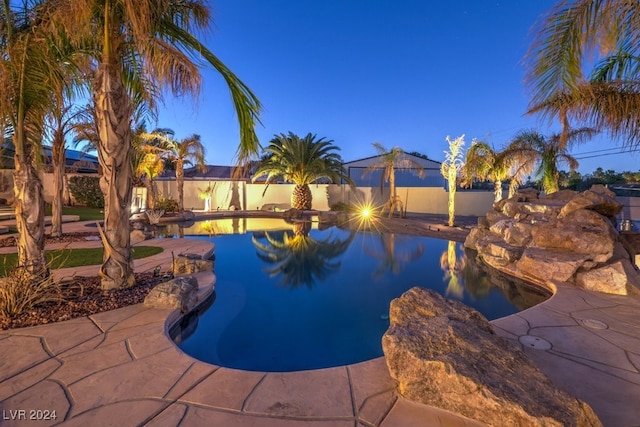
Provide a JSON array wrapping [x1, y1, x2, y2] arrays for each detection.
[[135, 151, 165, 209], [0, 1, 70, 275], [509, 128, 596, 194], [362, 143, 425, 218], [462, 141, 536, 202], [462, 142, 510, 203], [46, 100, 84, 237], [526, 1, 640, 148], [140, 128, 206, 212], [51, 0, 262, 289], [441, 135, 465, 227], [252, 227, 355, 288], [252, 132, 352, 210]]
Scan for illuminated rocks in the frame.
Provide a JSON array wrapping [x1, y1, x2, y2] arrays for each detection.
[[465, 186, 640, 295], [382, 287, 602, 427]]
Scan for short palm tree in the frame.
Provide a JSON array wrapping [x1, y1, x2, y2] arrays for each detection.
[[509, 128, 596, 194], [135, 151, 165, 209], [362, 143, 425, 218], [526, 0, 640, 148], [462, 141, 511, 203], [462, 141, 536, 203], [140, 128, 206, 212], [252, 133, 352, 210]]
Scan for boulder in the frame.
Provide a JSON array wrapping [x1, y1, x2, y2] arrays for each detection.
[[516, 247, 590, 283], [531, 209, 617, 263], [130, 229, 148, 245], [144, 276, 198, 313], [541, 189, 577, 201], [575, 259, 640, 296], [463, 226, 490, 250], [512, 187, 540, 202], [173, 252, 214, 275], [485, 209, 509, 227], [476, 237, 523, 268], [558, 189, 622, 219], [382, 287, 601, 427], [503, 222, 533, 247]]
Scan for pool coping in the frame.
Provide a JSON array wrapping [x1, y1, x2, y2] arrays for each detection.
[[1, 219, 640, 426]]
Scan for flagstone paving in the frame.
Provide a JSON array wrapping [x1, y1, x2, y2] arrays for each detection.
[[1, 218, 640, 426]]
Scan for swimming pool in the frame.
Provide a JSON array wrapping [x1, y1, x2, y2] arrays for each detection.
[[173, 219, 549, 372]]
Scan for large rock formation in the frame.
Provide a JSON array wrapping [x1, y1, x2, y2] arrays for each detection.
[[465, 185, 640, 295], [382, 287, 602, 427]]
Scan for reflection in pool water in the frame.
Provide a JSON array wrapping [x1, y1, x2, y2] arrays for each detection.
[[172, 219, 550, 372]]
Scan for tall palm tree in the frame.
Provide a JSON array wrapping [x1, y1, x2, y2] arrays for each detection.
[[362, 143, 425, 218], [140, 128, 206, 212], [441, 135, 465, 227], [46, 100, 84, 237], [252, 132, 352, 210], [509, 128, 596, 194], [526, 0, 640, 148], [0, 1, 69, 275], [51, 0, 262, 289]]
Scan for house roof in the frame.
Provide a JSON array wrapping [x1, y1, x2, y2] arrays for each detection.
[[343, 152, 441, 169], [158, 165, 250, 180]]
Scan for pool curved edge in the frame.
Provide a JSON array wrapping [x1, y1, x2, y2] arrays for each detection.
[[164, 269, 217, 343]]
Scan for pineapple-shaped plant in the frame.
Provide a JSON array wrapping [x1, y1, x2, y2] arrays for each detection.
[[252, 132, 353, 210]]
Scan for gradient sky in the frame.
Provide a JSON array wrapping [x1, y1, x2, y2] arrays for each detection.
[[156, 0, 639, 175]]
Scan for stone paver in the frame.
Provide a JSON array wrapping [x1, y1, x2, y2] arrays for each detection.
[[1, 217, 640, 426]]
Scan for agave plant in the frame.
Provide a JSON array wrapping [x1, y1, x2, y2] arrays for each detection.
[[252, 226, 354, 288]]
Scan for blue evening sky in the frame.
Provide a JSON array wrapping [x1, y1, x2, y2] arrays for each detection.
[[156, 0, 639, 174]]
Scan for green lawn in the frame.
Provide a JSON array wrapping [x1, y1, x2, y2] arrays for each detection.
[[0, 246, 163, 277], [44, 206, 104, 221]]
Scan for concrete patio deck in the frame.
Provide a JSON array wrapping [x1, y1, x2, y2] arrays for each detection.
[[1, 219, 639, 426]]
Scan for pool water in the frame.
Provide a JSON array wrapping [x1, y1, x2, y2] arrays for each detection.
[[174, 221, 549, 372]]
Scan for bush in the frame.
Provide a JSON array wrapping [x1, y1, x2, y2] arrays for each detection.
[[155, 195, 179, 213], [68, 176, 104, 208], [329, 202, 355, 212], [0, 265, 61, 318]]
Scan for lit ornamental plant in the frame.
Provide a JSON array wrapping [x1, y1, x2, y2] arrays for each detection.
[[441, 135, 466, 227]]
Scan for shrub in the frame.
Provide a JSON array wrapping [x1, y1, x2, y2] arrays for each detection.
[[155, 195, 179, 213], [0, 265, 61, 318], [68, 176, 104, 208], [329, 202, 355, 212]]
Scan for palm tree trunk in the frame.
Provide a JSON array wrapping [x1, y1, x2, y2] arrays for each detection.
[[146, 177, 155, 209], [50, 135, 65, 237], [493, 180, 503, 203], [93, 63, 135, 290], [176, 159, 184, 212], [13, 144, 47, 276], [388, 167, 396, 218]]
